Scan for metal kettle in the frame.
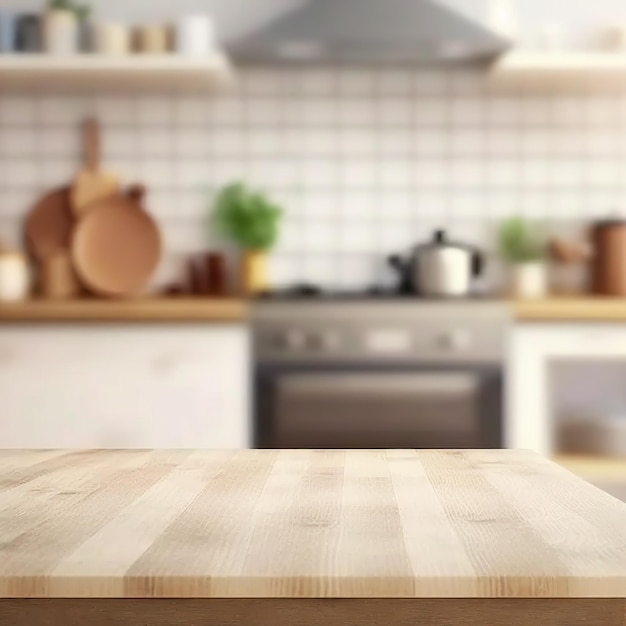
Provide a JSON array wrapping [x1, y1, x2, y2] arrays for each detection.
[[389, 230, 484, 297]]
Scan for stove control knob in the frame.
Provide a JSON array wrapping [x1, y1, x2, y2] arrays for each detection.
[[280, 329, 308, 351], [439, 329, 471, 352], [312, 331, 341, 352]]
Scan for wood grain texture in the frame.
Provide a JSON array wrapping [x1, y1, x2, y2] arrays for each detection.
[[511, 297, 626, 321], [0, 298, 247, 322], [1, 449, 626, 599], [0, 599, 623, 626]]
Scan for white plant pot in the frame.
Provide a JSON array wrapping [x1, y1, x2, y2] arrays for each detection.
[[43, 10, 78, 55], [0, 254, 30, 302], [509, 262, 548, 299]]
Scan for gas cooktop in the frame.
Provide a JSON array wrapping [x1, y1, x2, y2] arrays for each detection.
[[256, 283, 489, 301]]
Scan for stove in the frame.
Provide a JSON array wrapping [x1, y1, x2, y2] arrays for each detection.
[[252, 291, 509, 450]]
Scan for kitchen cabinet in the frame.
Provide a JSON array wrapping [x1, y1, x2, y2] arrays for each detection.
[[507, 322, 626, 456], [0, 325, 250, 449]]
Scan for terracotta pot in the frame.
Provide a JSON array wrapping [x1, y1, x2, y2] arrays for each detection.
[[241, 250, 269, 294]]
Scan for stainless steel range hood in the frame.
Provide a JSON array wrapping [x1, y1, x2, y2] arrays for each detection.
[[229, 0, 510, 65]]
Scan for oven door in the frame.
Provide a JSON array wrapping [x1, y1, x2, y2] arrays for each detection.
[[255, 367, 502, 449]]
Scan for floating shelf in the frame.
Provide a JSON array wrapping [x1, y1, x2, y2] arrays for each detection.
[[0, 298, 248, 323], [0, 53, 233, 92], [491, 51, 626, 91]]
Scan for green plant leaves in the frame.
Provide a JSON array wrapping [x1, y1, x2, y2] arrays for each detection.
[[213, 182, 283, 251], [498, 217, 545, 263]]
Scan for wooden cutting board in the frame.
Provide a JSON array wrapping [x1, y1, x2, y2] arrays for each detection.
[[71, 187, 161, 297], [25, 186, 74, 261], [71, 118, 119, 217]]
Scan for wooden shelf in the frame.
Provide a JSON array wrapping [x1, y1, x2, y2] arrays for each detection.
[[512, 297, 626, 322], [491, 51, 626, 91], [0, 298, 247, 323], [0, 53, 233, 92]]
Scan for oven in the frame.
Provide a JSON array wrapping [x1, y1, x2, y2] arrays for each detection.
[[253, 301, 508, 450]]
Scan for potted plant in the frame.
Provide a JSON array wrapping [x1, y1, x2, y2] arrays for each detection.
[[44, 0, 90, 55], [214, 182, 283, 294], [498, 217, 548, 299]]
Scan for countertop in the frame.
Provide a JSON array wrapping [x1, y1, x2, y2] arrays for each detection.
[[1, 296, 626, 324], [512, 297, 626, 322], [0, 298, 247, 322], [1, 448, 626, 599]]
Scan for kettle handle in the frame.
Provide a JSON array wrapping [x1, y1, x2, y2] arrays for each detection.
[[388, 255, 415, 294], [472, 249, 484, 277]]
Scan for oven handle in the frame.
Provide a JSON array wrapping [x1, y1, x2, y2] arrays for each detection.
[[277, 373, 479, 396]]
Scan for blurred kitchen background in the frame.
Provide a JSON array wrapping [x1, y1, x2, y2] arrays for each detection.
[[0, 0, 626, 499]]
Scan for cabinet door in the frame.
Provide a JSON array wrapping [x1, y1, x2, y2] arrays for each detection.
[[0, 326, 250, 449]]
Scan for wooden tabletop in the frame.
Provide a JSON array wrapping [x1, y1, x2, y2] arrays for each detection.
[[1, 449, 626, 599]]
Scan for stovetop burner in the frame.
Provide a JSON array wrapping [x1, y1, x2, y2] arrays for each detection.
[[257, 283, 488, 301]]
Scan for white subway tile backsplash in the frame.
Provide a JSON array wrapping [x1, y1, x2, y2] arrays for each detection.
[[174, 159, 211, 188], [450, 98, 485, 126], [0, 97, 36, 124], [338, 70, 376, 96], [0, 188, 38, 217], [379, 160, 413, 188], [174, 97, 211, 125], [0, 127, 38, 156], [300, 69, 336, 95], [1, 67, 625, 289], [449, 160, 484, 187], [305, 221, 337, 252], [141, 128, 175, 155], [1, 160, 40, 187], [40, 158, 76, 187], [39, 127, 78, 157], [96, 97, 137, 125], [379, 99, 413, 125], [413, 70, 448, 96], [415, 161, 448, 188], [414, 100, 447, 125]]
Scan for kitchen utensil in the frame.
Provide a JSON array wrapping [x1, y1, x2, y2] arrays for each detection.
[[388, 230, 484, 297], [206, 252, 227, 296], [25, 186, 74, 262], [136, 24, 170, 53], [187, 256, 205, 295], [72, 118, 120, 217], [15, 14, 41, 52], [72, 186, 161, 297], [549, 238, 590, 265], [590, 219, 626, 296], [93, 21, 131, 55], [0, 11, 17, 53], [43, 8, 78, 55], [175, 15, 216, 56], [0, 248, 30, 302], [40, 251, 80, 300]]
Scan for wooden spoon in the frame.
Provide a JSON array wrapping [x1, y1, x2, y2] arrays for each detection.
[[71, 118, 119, 217]]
